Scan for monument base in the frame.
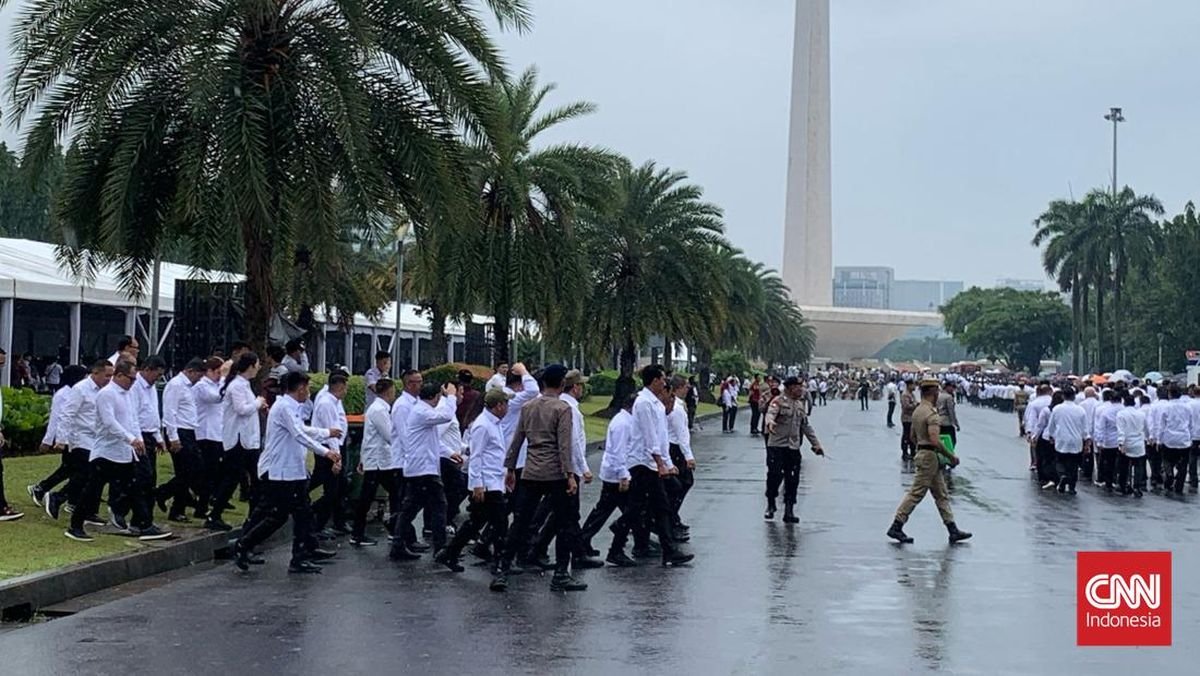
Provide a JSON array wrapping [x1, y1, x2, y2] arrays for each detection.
[[800, 305, 941, 362]]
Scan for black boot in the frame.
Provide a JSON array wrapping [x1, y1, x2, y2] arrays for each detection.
[[783, 503, 799, 524], [946, 521, 973, 544], [434, 548, 465, 573], [886, 520, 913, 544], [764, 498, 776, 520]]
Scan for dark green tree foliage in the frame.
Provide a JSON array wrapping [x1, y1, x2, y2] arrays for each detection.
[[941, 287, 1071, 375], [0, 142, 62, 241]]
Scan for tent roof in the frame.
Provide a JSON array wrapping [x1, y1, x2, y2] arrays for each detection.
[[0, 237, 487, 336]]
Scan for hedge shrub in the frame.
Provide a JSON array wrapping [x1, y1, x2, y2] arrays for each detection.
[[308, 374, 367, 415], [422, 363, 491, 393], [0, 386, 51, 455]]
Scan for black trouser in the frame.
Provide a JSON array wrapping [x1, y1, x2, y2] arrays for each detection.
[[1147, 444, 1163, 486], [441, 457, 468, 525], [579, 481, 632, 554], [114, 433, 158, 522], [668, 444, 694, 518], [352, 468, 402, 539], [237, 478, 313, 564], [722, 405, 738, 432], [503, 478, 580, 574], [242, 447, 262, 509], [1117, 454, 1147, 492], [1164, 446, 1190, 492], [1036, 438, 1058, 483], [309, 454, 348, 530], [157, 429, 204, 517], [886, 401, 896, 427], [52, 447, 93, 507], [765, 446, 802, 505], [1097, 447, 1119, 487], [391, 475, 448, 554], [197, 440, 224, 516], [686, 405, 696, 429], [859, 395, 869, 411], [900, 422, 913, 458], [613, 466, 679, 562], [36, 448, 73, 493], [749, 404, 762, 434], [444, 491, 508, 569], [72, 458, 151, 531], [1080, 445, 1095, 483], [209, 444, 249, 522], [0, 454, 8, 510], [1015, 408, 1026, 436], [532, 485, 585, 559], [1056, 451, 1081, 490], [1190, 442, 1200, 487], [818, 392, 827, 406]]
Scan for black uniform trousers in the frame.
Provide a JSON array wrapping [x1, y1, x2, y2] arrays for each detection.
[[391, 475, 448, 554], [886, 400, 896, 427], [309, 454, 348, 530], [1055, 451, 1081, 490], [1163, 446, 1190, 492], [156, 429, 205, 517], [1190, 441, 1200, 488], [209, 444, 250, 523], [1097, 447, 1120, 487], [749, 404, 762, 434], [441, 457, 468, 525], [765, 446, 802, 505], [1147, 443, 1163, 486], [721, 404, 739, 432], [237, 478, 314, 563], [1117, 454, 1147, 492], [579, 481, 632, 554], [72, 458, 152, 531], [114, 433, 159, 522], [532, 487, 585, 560], [352, 468, 402, 540], [503, 478, 580, 574], [52, 447, 93, 508], [35, 447, 74, 494], [900, 422, 913, 458], [1035, 437, 1058, 483], [668, 444, 694, 517], [196, 440, 225, 517], [444, 491, 508, 567], [613, 466, 679, 562]]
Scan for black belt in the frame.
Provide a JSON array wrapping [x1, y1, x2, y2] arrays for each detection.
[[917, 444, 937, 450]]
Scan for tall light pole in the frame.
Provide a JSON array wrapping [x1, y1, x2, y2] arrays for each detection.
[[1104, 107, 1124, 196], [392, 222, 412, 378]]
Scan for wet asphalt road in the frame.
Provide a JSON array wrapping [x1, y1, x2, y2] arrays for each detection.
[[2, 400, 1199, 675]]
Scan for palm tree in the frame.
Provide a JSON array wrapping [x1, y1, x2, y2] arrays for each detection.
[[7, 0, 531, 351], [578, 160, 727, 411], [1033, 199, 1090, 373], [454, 66, 618, 364]]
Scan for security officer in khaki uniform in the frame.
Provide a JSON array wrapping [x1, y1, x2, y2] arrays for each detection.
[[1013, 384, 1030, 437], [887, 379, 972, 544], [764, 377, 824, 523], [899, 381, 917, 462]]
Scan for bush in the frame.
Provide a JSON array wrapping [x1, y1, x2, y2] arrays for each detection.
[[422, 363, 491, 393], [587, 370, 621, 396], [1, 387, 51, 455], [307, 374, 367, 415]]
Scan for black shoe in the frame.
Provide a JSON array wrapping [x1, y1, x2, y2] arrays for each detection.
[[549, 573, 588, 592], [1134, 489, 1144, 498], [233, 546, 252, 572], [204, 518, 233, 532], [155, 491, 169, 514], [65, 527, 94, 542], [193, 510, 209, 520], [585, 546, 602, 558], [389, 544, 421, 561], [308, 548, 337, 561], [532, 555, 554, 571], [574, 556, 605, 569], [168, 513, 192, 524], [946, 522, 973, 544], [887, 520, 914, 544], [27, 484, 45, 508], [45, 493, 62, 520], [330, 523, 352, 536], [662, 551, 695, 566], [606, 550, 638, 567], [137, 525, 174, 541], [288, 560, 323, 574], [434, 549, 465, 573], [350, 536, 378, 547], [764, 498, 776, 520], [408, 541, 432, 553], [783, 505, 799, 524], [217, 502, 236, 512], [108, 510, 131, 533], [471, 542, 493, 560], [490, 573, 509, 592], [83, 515, 106, 527]]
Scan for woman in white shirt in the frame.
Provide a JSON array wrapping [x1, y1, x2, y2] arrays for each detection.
[[208, 353, 265, 531]]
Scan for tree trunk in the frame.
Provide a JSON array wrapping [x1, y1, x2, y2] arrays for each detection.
[[696, 345, 715, 404], [1070, 278, 1081, 375], [663, 339, 674, 372], [1113, 258, 1124, 370], [1095, 277, 1106, 371], [1080, 283, 1091, 373], [605, 332, 639, 414], [429, 301, 448, 366], [241, 223, 274, 355]]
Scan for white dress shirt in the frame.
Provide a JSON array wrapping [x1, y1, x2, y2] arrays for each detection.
[[162, 372, 198, 442], [600, 409, 634, 483], [560, 393, 590, 476], [92, 382, 140, 463], [499, 374, 540, 445], [389, 391, 418, 470], [628, 388, 668, 471], [439, 420, 466, 459], [221, 375, 261, 450], [1159, 400, 1193, 449], [403, 395, 458, 478], [258, 395, 332, 480], [1079, 397, 1099, 439], [311, 389, 348, 451], [193, 377, 223, 442], [1116, 407, 1148, 457], [1025, 395, 1051, 442], [41, 385, 76, 447], [133, 373, 164, 444], [1092, 402, 1120, 449], [1188, 398, 1200, 442], [467, 410, 507, 491], [668, 397, 694, 461], [1035, 406, 1052, 442], [361, 398, 396, 471], [1046, 400, 1088, 454], [63, 377, 104, 450], [721, 386, 737, 408], [364, 366, 384, 407], [486, 373, 506, 392]]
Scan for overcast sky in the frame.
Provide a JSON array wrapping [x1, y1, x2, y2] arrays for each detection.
[[4, 1, 1198, 288]]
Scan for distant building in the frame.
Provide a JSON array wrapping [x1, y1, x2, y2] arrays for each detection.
[[996, 278, 1046, 292], [833, 266, 962, 312], [833, 266, 893, 309], [891, 280, 964, 312]]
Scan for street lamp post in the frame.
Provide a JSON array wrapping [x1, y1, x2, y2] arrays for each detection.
[[1104, 107, 1124, 196], [1158, 332, 1164, 373], [393, 223, 412, 378]]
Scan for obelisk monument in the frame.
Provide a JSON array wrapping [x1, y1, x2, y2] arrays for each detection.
[[782, 0, 832, 307]]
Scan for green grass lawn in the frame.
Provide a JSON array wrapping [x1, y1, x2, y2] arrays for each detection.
[[0, 401, 719, 581], [0, 454, 248, 581]]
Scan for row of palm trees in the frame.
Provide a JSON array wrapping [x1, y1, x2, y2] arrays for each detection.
[[4, 0, 814, 383], [1032, 186, 1163, 374]]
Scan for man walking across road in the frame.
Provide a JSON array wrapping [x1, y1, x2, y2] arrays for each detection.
[[884, 379, 898, 429], [899, 381, 917, 462], [763, 377, 825, 524], [887, 379, 972, 545], [1046, 386, 1087, 494]]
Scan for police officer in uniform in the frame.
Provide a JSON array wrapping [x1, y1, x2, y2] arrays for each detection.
[[899, 381, 917, 462], [887, 379, 972, 545], [763, 377, 825, 523], [1013, 383, 1030, 437]]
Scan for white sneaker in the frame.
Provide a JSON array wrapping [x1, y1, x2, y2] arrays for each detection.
[[1042, 481, 1057, 490], [1092, 480, 1104, 487]]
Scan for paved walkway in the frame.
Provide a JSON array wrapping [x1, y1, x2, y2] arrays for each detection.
[[1, 401, 1197, 674]]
